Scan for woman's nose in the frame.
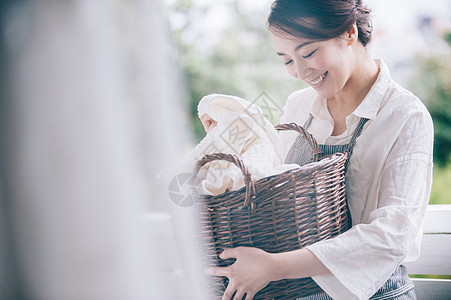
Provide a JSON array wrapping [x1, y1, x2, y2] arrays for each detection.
[[294, 59, 313, 81]]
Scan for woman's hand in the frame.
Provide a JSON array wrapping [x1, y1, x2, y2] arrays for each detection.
[[204, 247, 330, 299], [200, 113, 217, 133], [204, 247, 276, 300]]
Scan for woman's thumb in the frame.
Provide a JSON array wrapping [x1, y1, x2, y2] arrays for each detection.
[[219, 247, 238, 260]]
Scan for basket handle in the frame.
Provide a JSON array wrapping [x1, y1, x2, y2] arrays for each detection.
[[275, 123, 321, 162], [193, 153, 256, 207]]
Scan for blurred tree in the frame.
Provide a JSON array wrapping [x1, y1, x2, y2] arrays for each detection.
[[409, 32, 451, 167], [166, 0, 305, 141]]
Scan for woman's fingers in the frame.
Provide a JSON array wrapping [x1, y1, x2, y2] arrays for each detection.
[[222, 282, 236, 300], [220, 247, 240, 260], [205, 247, 269, 300], [204, 268, 246, 300], [204, 266, 229, 277], [233, 289, 246, 300], [244, 291, 255, 300]]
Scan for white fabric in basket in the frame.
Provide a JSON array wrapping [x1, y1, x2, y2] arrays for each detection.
[[182, 93, 298, 196]]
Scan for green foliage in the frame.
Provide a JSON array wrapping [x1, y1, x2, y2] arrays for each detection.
[[444, 31, 451, 46], [409, 38, 451, 167], [167, 0, 304, 141], [409, 32, 451, 204], [409, 274, 451, 280], [429, 164, 451, 204]]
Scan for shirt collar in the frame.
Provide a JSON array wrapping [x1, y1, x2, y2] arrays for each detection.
[[308, 58, 391, 121], [352, 58, 391, 120]]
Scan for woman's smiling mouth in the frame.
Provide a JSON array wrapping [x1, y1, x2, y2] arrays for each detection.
[[307, 71, 328, 87]]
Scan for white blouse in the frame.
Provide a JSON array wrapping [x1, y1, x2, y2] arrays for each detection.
[[280, 59, 434, 300]]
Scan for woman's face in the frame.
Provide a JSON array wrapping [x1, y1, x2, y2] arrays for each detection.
[[270, 31, 355, 99]]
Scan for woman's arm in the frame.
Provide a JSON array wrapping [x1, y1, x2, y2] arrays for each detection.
[[205, 247, 330, 300], [271, 247, 331, 280], [303, 109, 434, 299]]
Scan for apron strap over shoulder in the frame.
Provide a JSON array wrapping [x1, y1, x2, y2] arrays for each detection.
[[287, 114, 370, 171], [346, 117, 370, 162]]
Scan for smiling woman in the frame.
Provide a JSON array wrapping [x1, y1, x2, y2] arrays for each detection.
[[201, 1, 434, 299], [269, 5, 379, 136]]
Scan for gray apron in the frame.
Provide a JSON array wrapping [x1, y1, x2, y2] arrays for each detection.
[[286, 114, 416, 300]]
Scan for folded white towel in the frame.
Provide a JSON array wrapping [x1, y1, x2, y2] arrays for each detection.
[[182, 94, 298, 196]]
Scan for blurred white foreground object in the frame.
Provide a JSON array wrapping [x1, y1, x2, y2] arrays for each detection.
[[0, 0, 202, 299]]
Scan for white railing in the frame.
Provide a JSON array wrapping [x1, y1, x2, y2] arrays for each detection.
[[405, 204, 451, 299], [144, 204, 451, 299]]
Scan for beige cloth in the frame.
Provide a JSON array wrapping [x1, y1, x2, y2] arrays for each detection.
[[182, 94, 298, 195]]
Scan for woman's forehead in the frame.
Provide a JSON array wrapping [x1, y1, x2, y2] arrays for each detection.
[[270, 31, 316, 48], [271, 30, 306, 42]]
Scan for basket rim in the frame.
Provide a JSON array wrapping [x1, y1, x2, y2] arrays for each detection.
[[197, 151, 347, 201]]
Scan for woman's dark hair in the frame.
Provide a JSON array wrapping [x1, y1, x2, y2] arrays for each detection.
[[267, 0, 373, 46]]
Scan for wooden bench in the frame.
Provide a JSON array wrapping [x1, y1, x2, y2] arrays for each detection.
[[405, 204, 451, 299]]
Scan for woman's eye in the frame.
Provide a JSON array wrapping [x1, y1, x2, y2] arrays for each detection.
[[284, 60, 293, 65], [303, 49, 318, 59]]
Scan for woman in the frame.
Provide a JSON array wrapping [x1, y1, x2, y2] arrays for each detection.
[[202, 0, 434, 299]]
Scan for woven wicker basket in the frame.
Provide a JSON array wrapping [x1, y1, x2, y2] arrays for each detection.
[[193, 123, 351, 299]]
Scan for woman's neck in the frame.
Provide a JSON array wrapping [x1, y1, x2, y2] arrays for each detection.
[[328, 50, 379, 116], [327, 52, 379, 136]]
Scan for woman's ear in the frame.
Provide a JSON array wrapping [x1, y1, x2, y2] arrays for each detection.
[[346, 22, 359, 45]]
